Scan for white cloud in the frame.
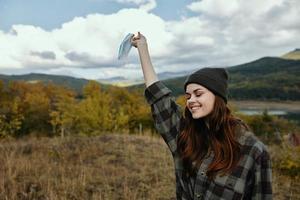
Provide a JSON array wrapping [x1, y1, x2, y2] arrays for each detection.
[[184, 0, 300, 64], [115, 0, 157, 12], [0, 8, 172, 71], [139, 0, 157, 12], [187, 0, 240, 17], [0, 0, 299, 80], [187, 0, 286, 17]]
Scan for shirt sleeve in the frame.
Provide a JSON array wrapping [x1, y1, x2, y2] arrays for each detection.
[[251, 149, 273, 200], [144, 81, 183, 154]]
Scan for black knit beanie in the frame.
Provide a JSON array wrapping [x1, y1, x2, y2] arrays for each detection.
[[184, 67, 228, 103]]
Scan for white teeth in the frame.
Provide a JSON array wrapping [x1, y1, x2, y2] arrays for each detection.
[[191, 106, 200, 110]]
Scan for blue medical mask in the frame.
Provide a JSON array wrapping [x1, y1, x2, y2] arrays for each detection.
[[118, 33, 134, 60]]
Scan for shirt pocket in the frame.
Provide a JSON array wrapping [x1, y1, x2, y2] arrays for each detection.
[[212, 174, 245, 199]]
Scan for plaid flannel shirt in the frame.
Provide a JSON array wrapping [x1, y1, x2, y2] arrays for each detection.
[[144, 81, 272, 200]]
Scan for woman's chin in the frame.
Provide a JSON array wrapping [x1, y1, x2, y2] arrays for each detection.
[[192, 113, 204, 119], [191, 111, 210, 119]]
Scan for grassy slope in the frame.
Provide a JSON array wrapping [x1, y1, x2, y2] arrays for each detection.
[[0, 134, 175, 199], [281, 49, 300, 60], [0, 134, 299, 200]]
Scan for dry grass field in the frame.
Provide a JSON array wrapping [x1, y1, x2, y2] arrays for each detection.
[[0, 134, 299, 200]]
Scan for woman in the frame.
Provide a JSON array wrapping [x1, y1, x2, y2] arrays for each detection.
[[131, 32, 272, 200]]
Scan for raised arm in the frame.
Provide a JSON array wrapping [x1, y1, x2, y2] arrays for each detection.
[[131, 32, 158, 87], [131, 32, 183, 155]]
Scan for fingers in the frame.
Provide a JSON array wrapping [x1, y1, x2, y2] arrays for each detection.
[[131, 32, 146, 48], [131, 34, 138, 48], [133, 32, 141, 41]]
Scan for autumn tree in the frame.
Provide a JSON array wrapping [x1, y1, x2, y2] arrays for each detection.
[[49, 86, 77, 137], [0, 96, 24, 137], [75, 81, 114, 134]]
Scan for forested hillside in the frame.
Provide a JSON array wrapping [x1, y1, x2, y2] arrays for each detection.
[[228, 57, 300, 100], [0, 73, 90, 94], [129, 57, 300, 100]]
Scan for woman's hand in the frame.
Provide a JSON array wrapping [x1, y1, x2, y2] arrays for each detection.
[[131, 32, 147, 48], [131, 32, 158, 87]]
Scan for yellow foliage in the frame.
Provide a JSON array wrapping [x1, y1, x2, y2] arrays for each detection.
[[272, 146, 300, 176]]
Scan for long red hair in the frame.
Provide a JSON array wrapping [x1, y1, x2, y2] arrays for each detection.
[[177, 96, 248, 179]]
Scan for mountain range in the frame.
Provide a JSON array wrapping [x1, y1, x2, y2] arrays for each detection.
[[0, 73, 90, 93], [0, 49, 299, 100], [128, 49, 300, 100], [97, 70, 191, 87]]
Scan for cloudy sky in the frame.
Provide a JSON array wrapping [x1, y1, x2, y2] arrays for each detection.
[[0, 0, 299, 80]]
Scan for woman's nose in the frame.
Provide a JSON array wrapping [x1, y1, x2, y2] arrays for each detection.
[[187, 95, 196, 103]]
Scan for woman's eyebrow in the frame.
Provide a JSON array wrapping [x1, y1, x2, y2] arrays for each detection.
[[185, 88, 204, 94]]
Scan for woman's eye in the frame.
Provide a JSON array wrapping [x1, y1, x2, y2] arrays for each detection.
[[196, 93, 202, 97]]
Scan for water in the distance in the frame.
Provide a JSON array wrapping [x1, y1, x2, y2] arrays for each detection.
[[238, 109, 300, 125], [239, 110, 287, 115]]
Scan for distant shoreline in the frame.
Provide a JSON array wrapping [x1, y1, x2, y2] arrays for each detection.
[[229, 100, 300, 112]]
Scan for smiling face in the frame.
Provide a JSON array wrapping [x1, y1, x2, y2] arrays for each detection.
[[185, 83, 216, 119]]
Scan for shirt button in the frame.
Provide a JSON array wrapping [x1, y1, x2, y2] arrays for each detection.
[[200, 171, 205, 176]]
